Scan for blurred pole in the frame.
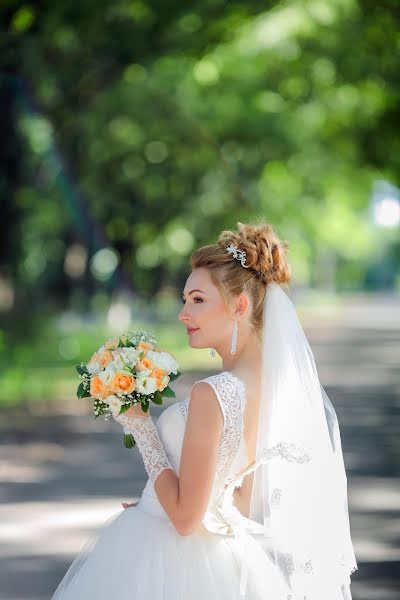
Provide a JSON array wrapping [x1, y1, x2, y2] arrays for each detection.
[[370, 180, 400, 229], [369, 179, 400, 290], [314, 245, 337, 293]]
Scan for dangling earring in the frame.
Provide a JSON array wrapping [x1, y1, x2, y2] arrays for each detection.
[[231, 320, 238, 355], [210, 347, 216, 357]]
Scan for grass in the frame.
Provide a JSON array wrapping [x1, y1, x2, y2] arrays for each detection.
[[0, 288, 345, 407], [0, 314, 216, 407]]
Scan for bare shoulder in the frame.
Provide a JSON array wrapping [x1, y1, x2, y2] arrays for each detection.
[[187, 380, 225, 432]]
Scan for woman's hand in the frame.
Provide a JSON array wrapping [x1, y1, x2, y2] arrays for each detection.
[[122, 401, 150, 418], [112, 400, 150, 430], [122, 500, 139, 509]]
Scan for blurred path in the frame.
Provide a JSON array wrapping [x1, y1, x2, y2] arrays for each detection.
[[0, 292, 399, 600]]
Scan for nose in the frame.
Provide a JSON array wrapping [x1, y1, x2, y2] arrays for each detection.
[[178, 303, 190, 323], [178, 309, 188, 323]]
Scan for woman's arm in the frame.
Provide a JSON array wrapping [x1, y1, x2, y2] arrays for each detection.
[[114, 381, 224, 536], [153, 381, 224, 535]]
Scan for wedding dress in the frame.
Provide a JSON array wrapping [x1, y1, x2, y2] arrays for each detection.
[[50, 369, 353, 600]]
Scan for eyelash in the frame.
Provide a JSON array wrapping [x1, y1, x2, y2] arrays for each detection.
[[181, 297, 203, 304]]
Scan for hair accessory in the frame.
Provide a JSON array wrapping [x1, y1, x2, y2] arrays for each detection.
[[225, 243, 249, 268]]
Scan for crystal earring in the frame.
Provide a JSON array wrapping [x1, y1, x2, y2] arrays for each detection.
[[210, 347, 216, 357], [230, 320, 238, 355]]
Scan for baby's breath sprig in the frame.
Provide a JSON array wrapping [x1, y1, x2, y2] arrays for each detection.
[[121, 330, 158, 349], [94, 399, 109, 418], [76, 362, 91, 399]]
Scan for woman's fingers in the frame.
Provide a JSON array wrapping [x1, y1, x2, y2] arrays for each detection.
[[121, 501, 137, 509]]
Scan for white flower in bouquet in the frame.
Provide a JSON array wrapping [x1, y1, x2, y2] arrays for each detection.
[[107, 395, 123, 417], [146, 350, 179, 374], [120, 346, 141, 366], [135, 371, 158, 395], [87, 360, 100, 375], [111, 352, 126, 370], [97, 364, 115, 385]]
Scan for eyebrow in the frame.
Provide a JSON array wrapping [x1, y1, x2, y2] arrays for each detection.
[[182, 289, 206, 297]]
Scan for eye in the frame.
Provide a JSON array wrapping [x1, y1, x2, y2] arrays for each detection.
[[181, 297, 203, 304]]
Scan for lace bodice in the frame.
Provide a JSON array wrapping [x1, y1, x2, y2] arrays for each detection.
[[137, 371, 279, 599], [140, 370, 248, 518]]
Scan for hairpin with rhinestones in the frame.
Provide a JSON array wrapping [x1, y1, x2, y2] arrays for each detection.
[[225, 243, 249, 268]]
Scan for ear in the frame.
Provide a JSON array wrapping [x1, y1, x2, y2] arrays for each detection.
[[234, 293, 250, 319]]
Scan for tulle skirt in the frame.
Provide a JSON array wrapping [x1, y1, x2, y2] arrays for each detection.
[[50, 489, 353, 600]]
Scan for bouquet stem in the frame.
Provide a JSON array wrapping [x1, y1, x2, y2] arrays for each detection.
[[124, 433, 137, 449]]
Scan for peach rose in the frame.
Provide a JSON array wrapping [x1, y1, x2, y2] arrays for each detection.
[[110, 371, 136, 395], [90, 375, 110, 399], [105, 337, 120, 351], [138, 341, 154, 355], [137, 357, 155, 372], [152, 368, 168, 390], [88, 351, 98, 364], [98, 350, 113, 369]]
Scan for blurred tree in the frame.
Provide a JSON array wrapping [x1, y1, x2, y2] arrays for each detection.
[[0, 0, 399, 327]]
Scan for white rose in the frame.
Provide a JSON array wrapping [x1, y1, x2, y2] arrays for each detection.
[[120, 347, 140, 366], [98, 364, 117, 385], [107, 395, 122, 417], [147, 350, 179, 374], [112, 355, 125, 370], [135, 372, 158, 395], [87, 361, 100, 374]]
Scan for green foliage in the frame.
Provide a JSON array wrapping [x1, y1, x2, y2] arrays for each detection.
[[1, 1, 399, 406], [77, 382, 91, 399], [2, 0, 399, 304]]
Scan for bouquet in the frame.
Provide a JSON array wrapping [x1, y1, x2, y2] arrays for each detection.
[[76, 330, 181, 448]]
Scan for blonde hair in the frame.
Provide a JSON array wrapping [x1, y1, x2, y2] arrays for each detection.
[[190, 220, 292, 339]]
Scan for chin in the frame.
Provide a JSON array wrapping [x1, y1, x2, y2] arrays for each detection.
[[188, 339, 205, 349]]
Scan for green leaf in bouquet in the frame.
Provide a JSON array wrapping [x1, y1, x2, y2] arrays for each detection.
[[152, 391, 163, 405], [168, 371, 181, 382], [76, 365, 88, 376], [119, 402, 133, 414], [142, 400, 150, 412], [161, 385, 176, 398], [77, 382, 91, 399]]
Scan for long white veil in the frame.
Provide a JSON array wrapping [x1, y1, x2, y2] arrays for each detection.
[[243, 282, 358, 599]]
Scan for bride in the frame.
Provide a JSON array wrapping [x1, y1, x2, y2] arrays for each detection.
[[50, 221, 357, 600]]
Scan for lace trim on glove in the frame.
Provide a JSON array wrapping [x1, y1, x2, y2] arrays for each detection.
[[115, 414, 174, 484]]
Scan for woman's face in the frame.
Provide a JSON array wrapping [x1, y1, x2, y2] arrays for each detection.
[[178, 267, 234, 351]]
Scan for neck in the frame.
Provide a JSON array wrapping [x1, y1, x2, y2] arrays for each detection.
[[219, 330, 262, 376]]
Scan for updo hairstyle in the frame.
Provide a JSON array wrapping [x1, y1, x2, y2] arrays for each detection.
[[190, 220, 292, 339]]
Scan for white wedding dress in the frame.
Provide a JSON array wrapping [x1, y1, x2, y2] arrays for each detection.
[[50, 371, 351, 600]]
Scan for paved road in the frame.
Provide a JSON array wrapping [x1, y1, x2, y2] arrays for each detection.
[[0, 293, 399, 600]]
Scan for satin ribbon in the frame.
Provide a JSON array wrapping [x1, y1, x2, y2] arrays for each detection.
[[209, 466, 267, 599]]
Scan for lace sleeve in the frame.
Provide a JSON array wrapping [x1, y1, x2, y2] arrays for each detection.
[[114, 413, 174, 485]]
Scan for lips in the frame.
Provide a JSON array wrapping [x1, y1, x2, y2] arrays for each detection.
[[187, 328, 199, 334]]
